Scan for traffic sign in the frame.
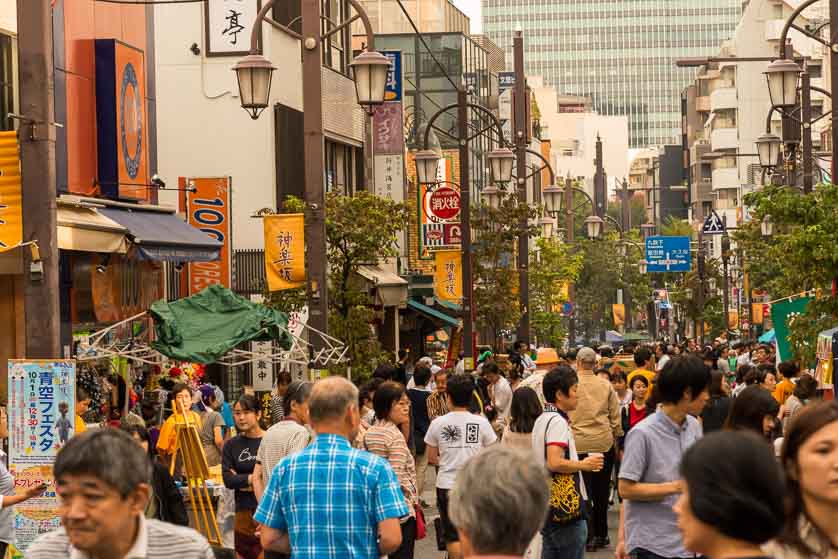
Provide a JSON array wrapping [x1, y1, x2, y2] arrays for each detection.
[[702, 211, 725, 235], [561, 302, 574, 317], [645, 236, 692, 273]]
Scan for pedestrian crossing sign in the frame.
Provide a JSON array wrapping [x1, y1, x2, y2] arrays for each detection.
[[702, 211, 725, 235]]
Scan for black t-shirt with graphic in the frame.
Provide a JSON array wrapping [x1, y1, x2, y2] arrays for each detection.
[[222, 434, 262, 510]]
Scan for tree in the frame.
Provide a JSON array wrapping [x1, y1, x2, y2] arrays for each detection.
[[529, 237, 583, 348], [660, 216, 694, 238], [471, 188, 540, 350], [607, 195, 647, 231], [265, 192, 410, 381]]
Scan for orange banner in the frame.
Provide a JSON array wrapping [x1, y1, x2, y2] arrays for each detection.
[[264, 214, 306, 291], [752, 304, 765, 325], [728, 310, 739, 329], [434, 250, 462, 303], [613, 304, 625, 327], [185, 177, 232, 293], [0, 131, 22, 252]]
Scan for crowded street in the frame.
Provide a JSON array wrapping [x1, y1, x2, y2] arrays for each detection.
[[1, 0, 838, 558]]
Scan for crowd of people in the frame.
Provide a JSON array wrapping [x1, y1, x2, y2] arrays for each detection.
[[12, 338, 838, 559]]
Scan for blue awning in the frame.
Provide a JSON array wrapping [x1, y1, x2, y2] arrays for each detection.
[[99, 207, 222, 263], [407, 299, 459, 328]]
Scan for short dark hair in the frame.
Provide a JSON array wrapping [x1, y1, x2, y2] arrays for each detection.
[[412, 365, 432, 387], [120, 423, 150, 443], [792, 375, 818, 401], [599, 346, 614, 358], [76, 386, 91, 402], [277, 371, 293, 386], [373, 381, 406, 420], [482, 361, 500, 376], [708, 370, 726, 398], [681, 431, 784, 544], [777, 361, 799, 379], [654, 355, 711, 405], [610, 371, 628, 384], [171, 383, 191, 398], [565, 348, 578, 361], [513, 340, 527, 351], [542, 365, 577, 405], [55, 429, 151, 497], [447, 374, 475, 407], [725, 385, 780, 435], [634, 347, 652, 367], [629, 374, 649, 390], [744, 366, 771, 386], [235, 394, 261, 413], [372, 364, 396, 381]]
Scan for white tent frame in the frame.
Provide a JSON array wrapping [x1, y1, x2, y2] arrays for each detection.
[[77, 311, 348, 368]]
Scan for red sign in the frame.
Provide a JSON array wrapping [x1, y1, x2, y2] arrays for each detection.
[[444, 223, 462, 244], [428, 187, 461, 220], [183, 177, 232, 293]]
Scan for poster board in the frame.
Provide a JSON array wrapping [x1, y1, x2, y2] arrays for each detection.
[[7, 360, 75, 557]]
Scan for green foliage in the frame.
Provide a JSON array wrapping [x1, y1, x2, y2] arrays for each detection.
[[529, 237, 583, 348], [660, 216, 694, 238], [471, 188, 540, 350], [606, 195, 647, 231], [737, 184, 838, 363], [667, 257, 725, 338]]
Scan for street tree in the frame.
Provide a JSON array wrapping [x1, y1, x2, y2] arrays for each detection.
[[529, 237, 583, 348]]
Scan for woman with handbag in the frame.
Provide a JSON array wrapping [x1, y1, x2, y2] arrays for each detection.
[[364, 382, 421, 559]]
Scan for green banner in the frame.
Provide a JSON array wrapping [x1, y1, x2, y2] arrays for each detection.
[[770, 296, 812, 362]]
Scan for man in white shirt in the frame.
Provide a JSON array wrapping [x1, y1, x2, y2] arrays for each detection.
[[425, 374, 497, 559], [655, 343, 671, 372], [483, 362, 513, 422]]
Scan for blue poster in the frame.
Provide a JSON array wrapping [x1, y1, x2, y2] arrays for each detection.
[[381, 50, 403, 102], [645, 236, 692, 273]]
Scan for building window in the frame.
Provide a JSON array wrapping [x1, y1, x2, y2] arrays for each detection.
[[322, 0, 350, 74], [325, 139, 364, 194], [0, 34, 16, 132]]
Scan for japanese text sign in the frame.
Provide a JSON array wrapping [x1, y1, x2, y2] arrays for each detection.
[[186, 177, 232, 294], [264, 214, 305, 291], [381, 50, 402, 102], [251, 341, 274, 391], [374, 155, 405, 202], [372, 104, 404, 155], [434, 250, 462, 303], [205, 0, 262, 56], [645, 236, 691, 273], [0, 131, 21, 252], [8, 360, 75, 556]]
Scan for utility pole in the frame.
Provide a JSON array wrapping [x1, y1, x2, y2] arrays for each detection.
[[593, 135, 606, 218], [458, 89, 475, 370], [565, 174, 576, 347], [801, 69, 813, 193], [301, 0, 329, 344], [17, 0, 60, 358], [621, 178, 630, 231], [513, 30, 530, 343], [832, 0, 838, 182], [722, 217, 731, 337], [696, 231, 706, 346]]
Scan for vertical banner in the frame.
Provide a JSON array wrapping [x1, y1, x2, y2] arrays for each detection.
[[8, 360, 75, 557], [251, 341, 274, 391], [728, 310, 739, 330], [374, 154, 404, 202], [185, 177, 232, 293], [381, 50, 403, 102], [612, 304, 625, 327], [264, 214, 305, 291], [752, 303, 765, 325], [372, 103, 404, 155], [770, 297, 812, 362], [434, 250, 462, 303], [0, 131, 21, 252]]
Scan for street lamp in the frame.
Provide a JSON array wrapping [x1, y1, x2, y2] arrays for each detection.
[[640, 222, 656, 240], [414, 150, 440, 185], [233, 54, 277, 120], [542, 184, 563, 216], [585, 215, 604, 239], [349, 51, 394, 114], [761, 214, 774, 238], [764, 59, 801, 108], [639, 260, 648, 275], [481, 185, 501, 210], [487, 148, 516, 185], [756, 133, 782, 169], [539, 216, 556, 239]]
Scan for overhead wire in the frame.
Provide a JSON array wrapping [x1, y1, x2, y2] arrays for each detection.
[[393, 0, 460, 92], [95, 0, 205, 4]]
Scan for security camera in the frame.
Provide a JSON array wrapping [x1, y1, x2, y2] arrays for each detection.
[[151, 174, 166, 189]]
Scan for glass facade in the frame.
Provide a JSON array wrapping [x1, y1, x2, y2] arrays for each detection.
[[482, 1, 741, 147]]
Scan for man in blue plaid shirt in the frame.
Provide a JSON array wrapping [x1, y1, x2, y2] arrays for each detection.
[[255, 376, 408, 558]]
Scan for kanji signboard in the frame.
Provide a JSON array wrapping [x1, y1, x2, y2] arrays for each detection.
[[645, 236, 691, 273], [264, 214, 305, 291], [418, 154, 461, 258], [205, 0, 262, 56]]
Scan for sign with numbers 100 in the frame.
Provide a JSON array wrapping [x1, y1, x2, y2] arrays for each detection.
[[184, 177, 232, 293]]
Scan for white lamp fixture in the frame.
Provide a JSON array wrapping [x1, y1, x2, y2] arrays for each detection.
[[542, 184, 563, 215], [761, 214, 774, 238], [233, 54, 277, 119], [482, 185, 501, 210], [414, 150, 441, 185], [756, 133, 782, 169], [349, 51, 392, 114], [539, 216, 556, 239], [585, 215, 604, 239], [764, 59, 801, 108], [487, 148, 515, 184]]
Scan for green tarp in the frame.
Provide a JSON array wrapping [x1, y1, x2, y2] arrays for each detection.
[[150, 284, 292, 364], [770, 296, 812, 363]]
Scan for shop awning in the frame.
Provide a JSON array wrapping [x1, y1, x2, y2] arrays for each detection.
[[99, 207, 221, 262], [356, 265, 408, 307], [434, 296, 462, 313], [57, 203, 129, 253], [407, 299, 459, 328]]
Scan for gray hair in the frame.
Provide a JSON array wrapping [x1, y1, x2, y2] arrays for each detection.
[[449, 446, 549, 555], [54, 428, 152, 496], [309, 376, 359, 424]]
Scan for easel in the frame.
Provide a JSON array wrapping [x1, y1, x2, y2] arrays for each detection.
[[170, 402, 222, 546]]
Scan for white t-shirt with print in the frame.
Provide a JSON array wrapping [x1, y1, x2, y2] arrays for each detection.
[[424, 411, 497, 489], [531, 411, 587, 500]]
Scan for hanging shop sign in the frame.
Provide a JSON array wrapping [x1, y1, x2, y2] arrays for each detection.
[[264, 214, 305, 291], [185, 177, 232, 293], [95, 40, 149, 201], [374, 155, 405, 202], [8, 360, 75, 558], [0, 131, 21, 252], [381, 50, 403, 102], [434, 250, 462, 303], [373, 103, 404, 155], [418, 156, 460, 258], [205, 0, 262, 56]]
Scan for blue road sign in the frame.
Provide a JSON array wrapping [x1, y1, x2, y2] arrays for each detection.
[[562, 302, 574, 317], [645, 236, 692, 273]]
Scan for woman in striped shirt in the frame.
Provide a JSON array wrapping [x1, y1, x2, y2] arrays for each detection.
[[364, 382, 418, 559]]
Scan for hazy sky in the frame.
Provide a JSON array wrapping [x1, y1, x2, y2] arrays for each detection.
[[451, 0, 482, 33]]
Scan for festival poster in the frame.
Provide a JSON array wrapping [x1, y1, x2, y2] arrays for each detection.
[[7, 360, 75, 557]]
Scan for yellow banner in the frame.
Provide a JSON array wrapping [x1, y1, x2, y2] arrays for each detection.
[[612, 304, 625, 327], [264, 214, 305, 291], [728, 310, 739, 329], [752, 303, 764, 325], [0, 131, 22, 252], [434, 250, 462, 303]]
